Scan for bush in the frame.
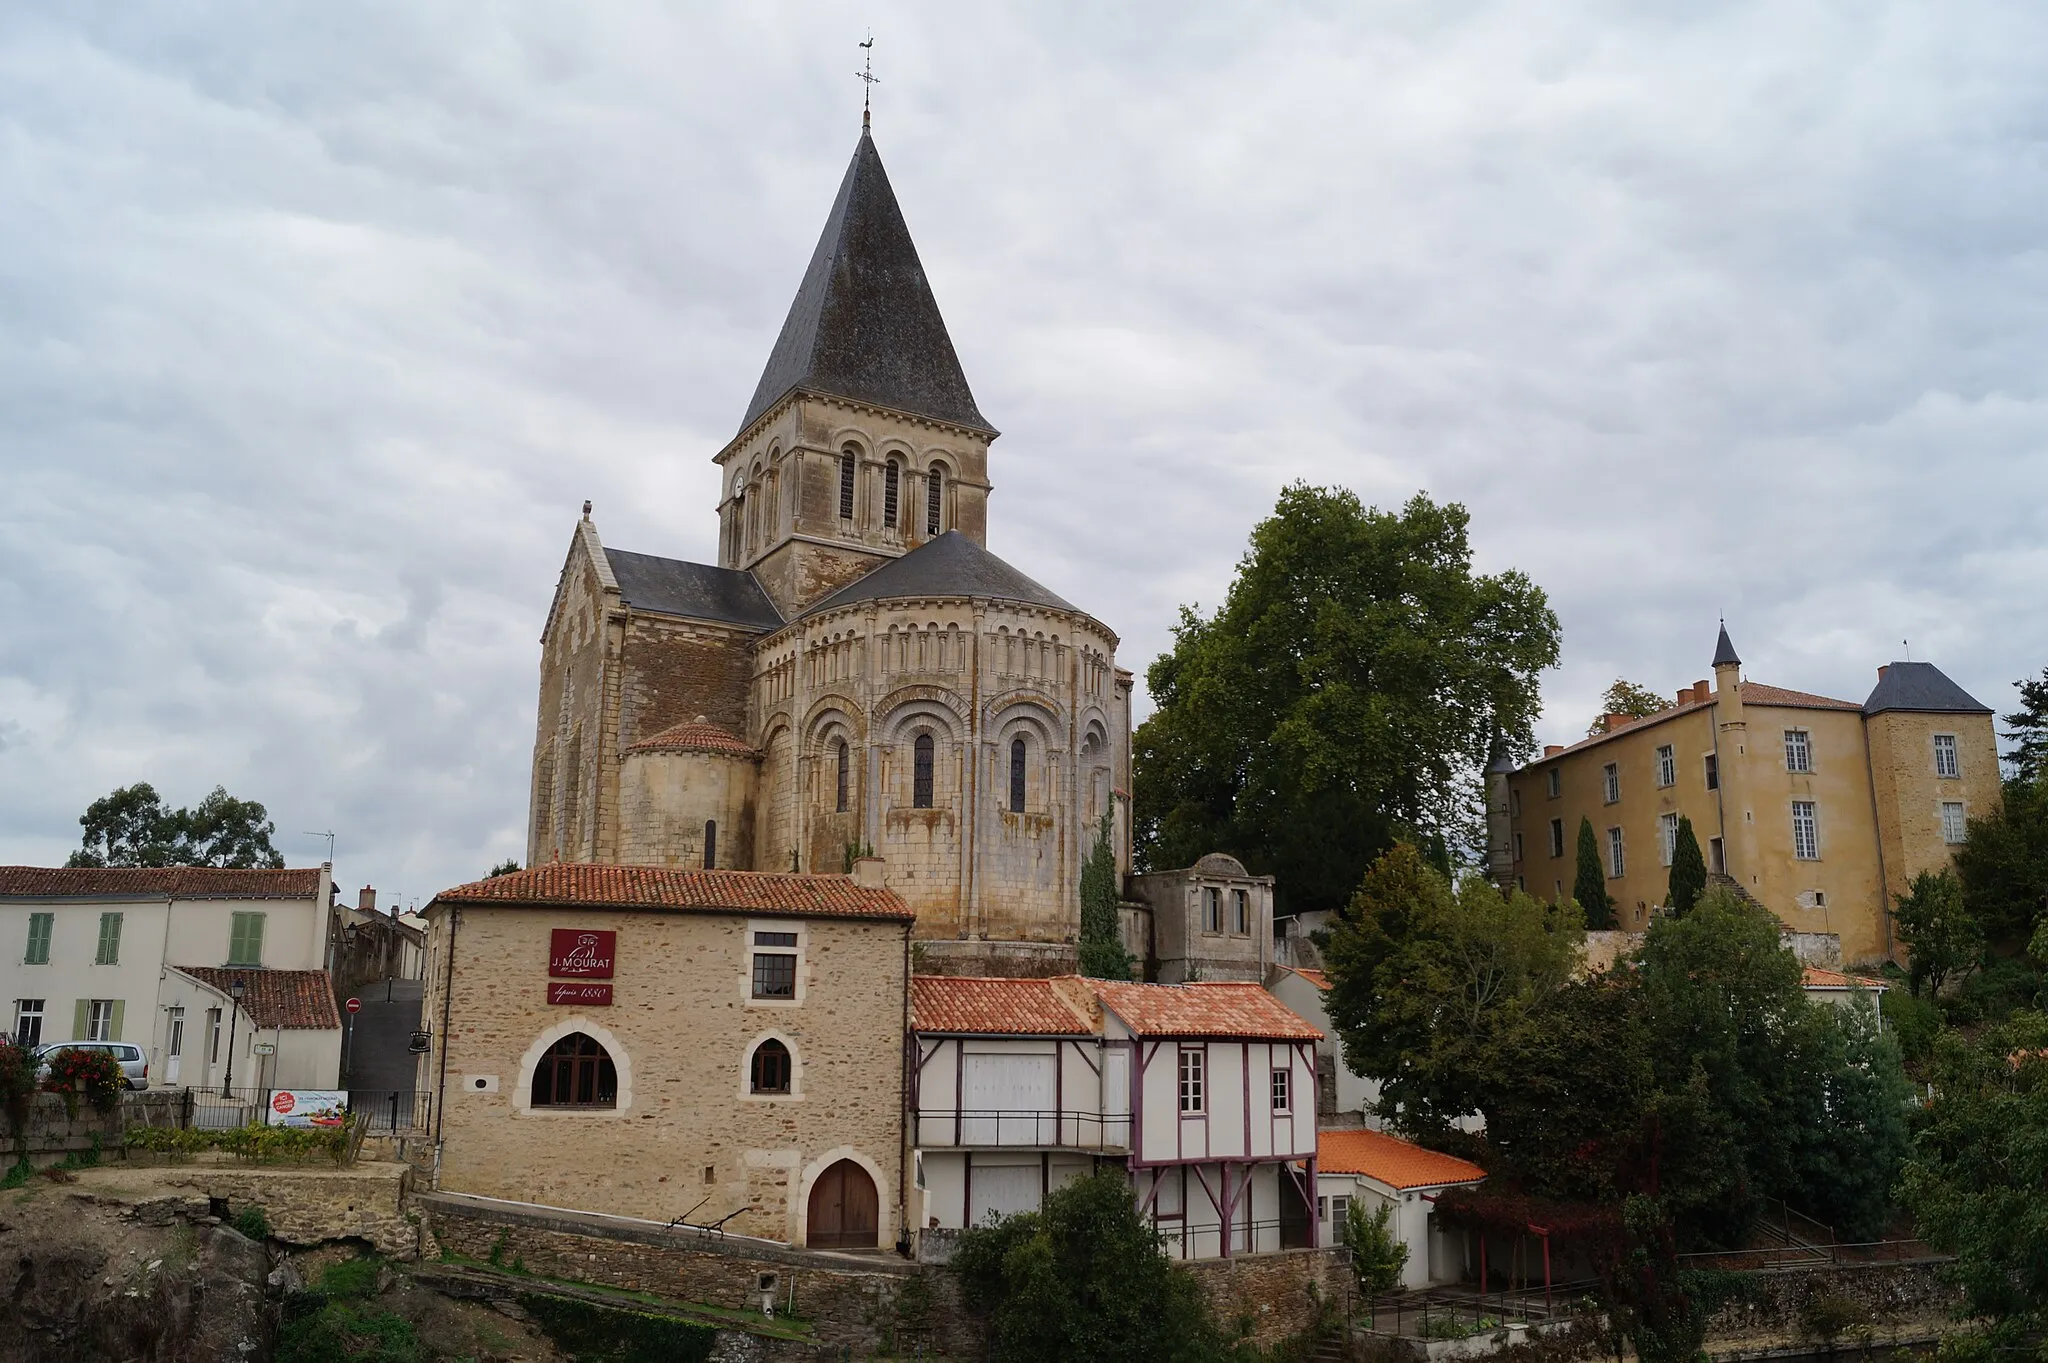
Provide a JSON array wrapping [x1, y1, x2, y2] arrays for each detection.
[[1881, 990, 1943, 1063], [232, 1204, 272, 1242], [125, 1118, 353, 1165], [321, 1255, 384, 1299], [516, 1293, 715, 1363], [0, 1037, 34, 1135], [1799, 1292, 1871, 1345], [1945, 957, 2043, 1026], [275, 1301, 424, 1363], [1344, 1198, 1408, 1294], [40, 1047, 124, 1119]]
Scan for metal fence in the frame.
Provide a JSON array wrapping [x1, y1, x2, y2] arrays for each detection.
[[1361, 1283, 1598, 1340], [913, 1108, 1131, 1149], [1676, 1239, 1939, 1270], [169, 1086, 428, 1134]]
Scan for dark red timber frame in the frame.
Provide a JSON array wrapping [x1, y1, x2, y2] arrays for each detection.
[[1127, 1033, 1321, 1257]]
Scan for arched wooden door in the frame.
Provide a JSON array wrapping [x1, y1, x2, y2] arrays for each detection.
[[807, 1159, 879, 1249]]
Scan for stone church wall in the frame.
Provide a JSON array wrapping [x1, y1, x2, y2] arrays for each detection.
[[619, 615, 758, 747], [529, 538, 616, 867], [618, 749, 758, 871]]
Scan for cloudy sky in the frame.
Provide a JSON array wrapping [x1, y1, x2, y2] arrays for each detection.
[[4, 3, 2044, 901]]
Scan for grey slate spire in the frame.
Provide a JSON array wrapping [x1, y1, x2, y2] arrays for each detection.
[[739, 130, 990, 435], [1712, 621, 1741, 668]]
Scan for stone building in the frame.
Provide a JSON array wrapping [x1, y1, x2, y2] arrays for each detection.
[[1494, 626, 1999, 964], [525, 127, 1132, 976], [1124, 853, 1276, 984], [419, 862, 913, 1248]]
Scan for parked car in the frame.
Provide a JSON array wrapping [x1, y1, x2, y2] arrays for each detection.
[[34, 1042, 149, 1090]]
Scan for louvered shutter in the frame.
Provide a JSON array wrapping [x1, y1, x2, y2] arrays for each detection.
[[109, 1000, 125, 1042], [73, 999, 89, 1043]]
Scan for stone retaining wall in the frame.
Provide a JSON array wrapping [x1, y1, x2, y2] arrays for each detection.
[[141, 1162, 418, 1256], [11, 1090, 186, 1164], [1703, 1258, 1958, 1342], [1182, 1245, 1350, 1348]]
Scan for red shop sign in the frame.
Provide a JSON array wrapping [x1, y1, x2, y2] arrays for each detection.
[[547, 981, 613, 1007], [549, 928, 616, 978]]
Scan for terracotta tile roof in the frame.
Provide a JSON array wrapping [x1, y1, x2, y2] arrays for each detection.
[[1086, 979, 1322, 1041], [1740, 682, 1861, 712], [173, 967, 343, 1030], [912, 976, 1094, 1035], [1802, 966, 1887, 991], [1319, 1129, 1486, 1190], [0, 866, 323, 901], [1282, 967, 1330, 991], [433, 863, 913, 921], [624, 721, 761, 758], [1516, 698, 1715, 767]]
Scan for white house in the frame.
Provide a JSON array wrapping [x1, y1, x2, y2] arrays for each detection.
[[1316, 1128, 1485, 1291], [911, 974, 1323, 1260], [1, 865, 340, 1089], [1266, 965, 1383, 1129], [1801, 966, 1886, 1028]]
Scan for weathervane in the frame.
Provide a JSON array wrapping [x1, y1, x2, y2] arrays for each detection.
[[857, 32, 878, 130]]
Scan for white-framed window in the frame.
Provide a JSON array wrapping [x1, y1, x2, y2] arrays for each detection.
[[87, 999, 115, 1042], [1603, 764, 1620, 804], [1328, 1194, 1351, 1225], [1608, 826, 1626, 878], [1270, 1066, 1290, 1114], [1792, 800, 1819, 860], [1785, 730, 1812, 774], [12, 998, 42, 1048], [1933, 734, 1959, 779], [1659, 812, 1680, 866], [1178, 1048, 1205, 1114], [1547, 768, 1561, 798], [1941, 801, 1967, 845], [750, 928, 801, 1001], [1548, 818, 1565, 858], [1656, 745, 1676, 788]]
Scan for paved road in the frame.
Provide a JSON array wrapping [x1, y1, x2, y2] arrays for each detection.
[[342, 978, 425, 1095]]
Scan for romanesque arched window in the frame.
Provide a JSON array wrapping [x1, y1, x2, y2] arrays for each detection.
[[531, 1033, 618, 1108], [884, 459, 901, 528], [839, 447, 857, 520], [913, 733, 935, 809], [750, 1038, 792, 1095], [835, 740, 850, 813], [926, 465, 944, 536], [703, 820, 717, 869], [1009, 738, 1027, 813]]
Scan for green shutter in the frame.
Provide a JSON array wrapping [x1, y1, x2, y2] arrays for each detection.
[[72, 999, 88, 1043], [109, 1000, 125, 1043], [24, 913, 52, 965], [95, 912, 123, 965], [228, 912, 265, 966]]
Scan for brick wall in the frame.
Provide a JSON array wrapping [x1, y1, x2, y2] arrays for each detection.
[[427, 904, 909, 1248]]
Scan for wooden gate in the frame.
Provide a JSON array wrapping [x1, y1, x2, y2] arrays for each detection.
[[807, 1159, 879, 1249]]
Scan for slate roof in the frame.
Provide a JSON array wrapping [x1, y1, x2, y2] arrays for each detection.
[[625, 722, 760, 759], [740, 130, 990, 435], [804, 531, 1077, 618], [1088, 980, 1322, 1041], [1319, 1130, 1486, 1191], [1713, 624, 1742, 667], [604, 549, 783, 631], [172, 967, 343, 1030], [1863, 661, 1992, 716], [0, 867, 323, 901], [911, 976, 1095, 1035], [433, 864, 913, 921]]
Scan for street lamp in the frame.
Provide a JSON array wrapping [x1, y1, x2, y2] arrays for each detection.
[[221, 975, 246, 1098]]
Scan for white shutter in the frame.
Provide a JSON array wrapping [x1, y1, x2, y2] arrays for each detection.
[[962, 1052, 1055, 1144], [968, 1162, 1042, 1225]]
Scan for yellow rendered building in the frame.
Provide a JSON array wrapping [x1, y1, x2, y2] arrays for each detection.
[[1496, 626, 1998, 966]]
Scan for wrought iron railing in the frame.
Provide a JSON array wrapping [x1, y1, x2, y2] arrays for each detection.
[[914, 1108, 1131, 1149]]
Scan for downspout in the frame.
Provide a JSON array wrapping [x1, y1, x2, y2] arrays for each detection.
[[431, 906, 460, 1183], [898, 921, 912, 1251]]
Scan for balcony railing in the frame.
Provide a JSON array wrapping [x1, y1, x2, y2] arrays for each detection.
[[915, 1108, 1131, 1150]]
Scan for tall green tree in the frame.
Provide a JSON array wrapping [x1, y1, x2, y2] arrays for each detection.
[[66, 783, 284, 870], [2004, 665, 2048, 786], [1587, 678, 1669, 737], [1953, 779, 2048, 950], [1898, 1011, 2048, 1352], [1575, 816, 1614, 929], [1077, 811, 1132, 980], [952, 1168, 1245, 1363], [1322, 844, 1582, 1136], [1132, 485, 1558, 914], [1892, 867, 1980, 997], [1666, 815, 1706, 916]]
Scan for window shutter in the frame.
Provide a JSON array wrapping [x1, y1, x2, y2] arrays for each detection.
[[73, 999, 89, 1042], [109, 1000, 125, 1042], [247, 913, 264, 966]]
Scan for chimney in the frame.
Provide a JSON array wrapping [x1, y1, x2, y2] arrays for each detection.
[[852, 856, 886, 889], [1544, 745, 1564, 758], [1877, 665, 1889, 681], [1602, 713, 1634, 734], [1695, 679, 1710, 701], [1676, 688, 1693, 707], [358, 885, 377, 914]]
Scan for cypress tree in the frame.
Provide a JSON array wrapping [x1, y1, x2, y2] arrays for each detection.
[[1667, 815, 1707, 917], [1574, 815, 1615, 929], [1077, 810, 1133, 979]]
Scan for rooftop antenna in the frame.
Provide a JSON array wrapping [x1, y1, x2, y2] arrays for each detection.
[[857, 32, 878, 131], [303, 830, 336, 863]]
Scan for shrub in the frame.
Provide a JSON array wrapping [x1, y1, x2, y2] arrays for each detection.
[[124, 1117, 353, 1165], [1799, 1292, 1871, 1345], [321, 1256, 384, 1299], [1946, 957, 2043, 1026], [275, 1301, 425, 1363], [40, 1047, 124, 1119], [232, 1204, 272, 1242], [516, 1293, 715, 1363], [0, 1037, 34, 1135], [1343, 1198, 1408, 1295], [1881, 990, 1943, 1063]]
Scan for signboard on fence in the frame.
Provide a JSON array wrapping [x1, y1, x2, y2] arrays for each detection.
[[548, 928, 616, 978], [265, 1089, 348, 1128]]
